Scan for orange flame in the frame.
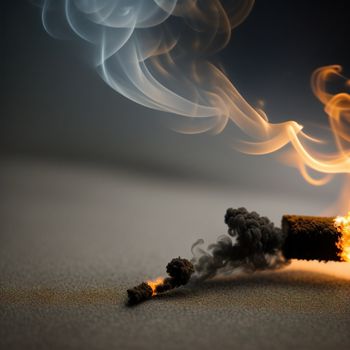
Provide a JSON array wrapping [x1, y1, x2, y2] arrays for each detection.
[[334, 212, 350, 262], [146, 277, 164, 296]]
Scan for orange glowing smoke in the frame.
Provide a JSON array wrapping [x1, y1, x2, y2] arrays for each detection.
[[334, 212, 350, 262], [146, 277, 164, 296], [233, 65, 350, 213]]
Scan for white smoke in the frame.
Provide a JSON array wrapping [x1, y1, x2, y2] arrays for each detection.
[[38, 0, 302, 138]]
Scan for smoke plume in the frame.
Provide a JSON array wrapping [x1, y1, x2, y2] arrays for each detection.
[[37, 1, 350, 212], [191, 207, 288, 281]]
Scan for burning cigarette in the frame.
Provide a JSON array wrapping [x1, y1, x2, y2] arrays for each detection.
[[127, 208, 350, 305]]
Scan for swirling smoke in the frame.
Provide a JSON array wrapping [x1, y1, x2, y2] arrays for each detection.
[[38, 0, 305, 139], [37, 1, 350, 212]]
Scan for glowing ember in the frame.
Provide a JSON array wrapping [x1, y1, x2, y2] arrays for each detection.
[[146, 277, 164, 296], [334, 212, 350, 262]]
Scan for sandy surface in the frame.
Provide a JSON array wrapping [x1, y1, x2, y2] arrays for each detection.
[[1, 158, 350, 350]]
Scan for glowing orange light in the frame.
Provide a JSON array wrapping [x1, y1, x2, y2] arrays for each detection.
[[146, 277, 164, 296], [334, 213, 350, 262]]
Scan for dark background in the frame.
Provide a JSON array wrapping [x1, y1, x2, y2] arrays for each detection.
[[1, 0, 350, 197]]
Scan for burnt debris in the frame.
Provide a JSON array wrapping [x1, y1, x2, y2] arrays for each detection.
[[127, 257, 194, 305], [225, 207, 285, 256], [282, 215, 341, 261], [155, 257, 194, 293]]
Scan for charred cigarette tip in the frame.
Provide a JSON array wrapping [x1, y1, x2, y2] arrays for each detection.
[[127, 257, 194, 306], [127, 282, 153, 305]]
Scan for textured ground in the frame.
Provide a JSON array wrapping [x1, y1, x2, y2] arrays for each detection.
[[1, 158, 350, 350]]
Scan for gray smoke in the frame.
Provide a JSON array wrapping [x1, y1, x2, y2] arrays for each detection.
[[191, 207, 289, 281]]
